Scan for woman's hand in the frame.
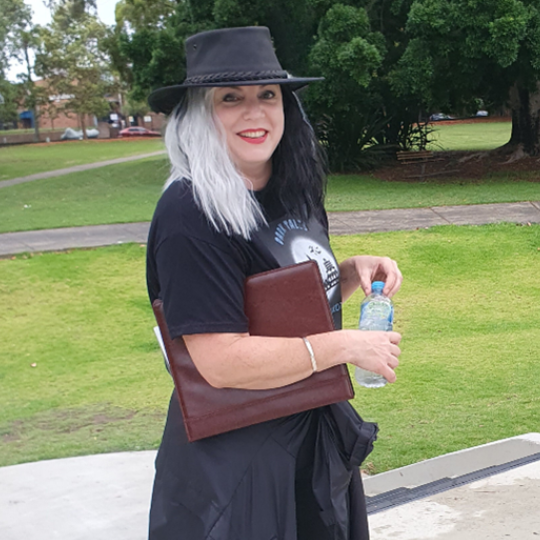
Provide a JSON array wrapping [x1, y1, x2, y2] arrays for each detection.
[[339, 255, 403, 301], [313, 329, 402, 383], [350, 329, 401, 383]]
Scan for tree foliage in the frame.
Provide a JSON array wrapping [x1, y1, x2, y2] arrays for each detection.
[[306, 4, 387, 169], [0, 0, 32, 77], [35, 0, 115, 138], [0, 0, 45, 139], [393, 0, 540, 154], [0, 77, 21, 124], [115, 0, 176, 32]]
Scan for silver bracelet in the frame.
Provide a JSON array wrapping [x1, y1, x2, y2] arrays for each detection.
[[302, 337, 318, 373]]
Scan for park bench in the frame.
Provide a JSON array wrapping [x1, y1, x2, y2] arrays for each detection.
[[396, 150, 439, 165], [396, 150, 448, 178]]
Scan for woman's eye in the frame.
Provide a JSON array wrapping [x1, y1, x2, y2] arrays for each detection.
[[222, 93, 239, 103], [260, 90, 276, 100]]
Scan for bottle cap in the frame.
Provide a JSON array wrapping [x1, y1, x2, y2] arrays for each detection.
[[372, 281, 385, 292]]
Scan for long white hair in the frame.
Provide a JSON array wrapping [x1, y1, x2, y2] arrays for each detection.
[[163, 88, 266, 239]]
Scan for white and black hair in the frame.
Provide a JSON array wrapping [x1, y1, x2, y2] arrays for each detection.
[[164, 86, 326, 239]]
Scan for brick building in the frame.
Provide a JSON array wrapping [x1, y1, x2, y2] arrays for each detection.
[[17, 79, 166, 135]]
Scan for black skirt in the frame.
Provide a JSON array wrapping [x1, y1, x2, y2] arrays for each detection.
[[149, 391, 376, 540]]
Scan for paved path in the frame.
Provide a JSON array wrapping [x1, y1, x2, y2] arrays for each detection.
[[2, 201, 540, 256], [0, 150, 166, 189], [1, 434, 539, 540]]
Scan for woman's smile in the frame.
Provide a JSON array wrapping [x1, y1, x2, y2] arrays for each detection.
[[238, 129, 269, 144]]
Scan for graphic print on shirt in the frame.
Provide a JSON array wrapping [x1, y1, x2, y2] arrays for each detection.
[[255, 215, 342, 329]]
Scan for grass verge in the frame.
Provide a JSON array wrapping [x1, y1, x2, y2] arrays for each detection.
[[0, 157, 168, 233], [2, 223, 540, 470], [0, 138, 165, 181], [0, 244, 171, 466], [334, 223, 540, 472], [325, 173, 540, 212], [2, 157, 540, 233]]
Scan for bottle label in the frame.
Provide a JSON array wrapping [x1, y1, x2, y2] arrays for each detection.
[[360, 301, 393, 329]]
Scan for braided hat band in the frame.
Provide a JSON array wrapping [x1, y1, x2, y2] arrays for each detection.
[[184, 70, 289, 86]]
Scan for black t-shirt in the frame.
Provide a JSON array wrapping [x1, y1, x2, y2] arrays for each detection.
[[146, 179, 342, 338]]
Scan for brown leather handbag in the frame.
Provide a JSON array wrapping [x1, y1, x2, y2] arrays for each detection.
[[152, 260, 354, 442]]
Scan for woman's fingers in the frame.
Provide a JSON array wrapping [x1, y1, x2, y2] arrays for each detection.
[[382, 365, 397, 383], [355, 256, 403, 297], [379, 257, 403, 297], [358, 266, 375, 296]]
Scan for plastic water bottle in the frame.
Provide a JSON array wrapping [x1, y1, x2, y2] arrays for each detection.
[[355, 281, 393, 388]]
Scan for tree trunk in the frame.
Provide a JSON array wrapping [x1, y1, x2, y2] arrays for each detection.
[[23, 43, 40, 143], [507, 82, 540, 156], [80, 114, 88, 140], [32, 105, 40, 143]]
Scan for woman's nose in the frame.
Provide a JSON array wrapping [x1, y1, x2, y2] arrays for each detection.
[[243, 98, 264, 119]]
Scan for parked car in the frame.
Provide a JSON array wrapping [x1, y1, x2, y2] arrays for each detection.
[[119, 126, 161, 137], [61, 127, 99, 140], [475, 110, 489, 117], [429, 113, 454, 121]]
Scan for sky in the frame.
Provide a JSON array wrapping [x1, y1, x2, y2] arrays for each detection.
[[6, 0, 121, 80], [25, 0, 119, 26]]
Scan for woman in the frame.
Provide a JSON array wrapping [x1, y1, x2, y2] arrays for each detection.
[[146, 26, 402, 540]]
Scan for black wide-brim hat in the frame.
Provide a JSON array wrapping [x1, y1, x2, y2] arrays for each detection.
[[148, 26, 323, 115]]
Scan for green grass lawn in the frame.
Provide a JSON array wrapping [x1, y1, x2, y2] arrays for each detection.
[[0, 243, 171, 465], [0, 138, 165, 181], [429, 120, 511, 151], [325, 173, 540, 212], [335, 224, 540, 472], [2, 157, 540, 233], [0, 157, 169, 233], [1, 223, 540, 470]]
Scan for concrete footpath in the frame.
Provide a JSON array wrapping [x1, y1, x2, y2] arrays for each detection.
[[1, 434, 539, 540], [2, 200, 540, 256], [366, 433, 540, 539]]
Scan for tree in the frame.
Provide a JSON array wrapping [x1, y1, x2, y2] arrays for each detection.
[[306, 4, 387, 170], [110, 0, 213, 104], [35, 1, 115, 139], [0, 0, 45, 140], [0, 0, 31, 75], [0, 77, 21, 126], [115, 0, 176, 32], [393, 0, 540, 156]]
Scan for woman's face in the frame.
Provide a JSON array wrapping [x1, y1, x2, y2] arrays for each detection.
[[213, 84, 284, 184]]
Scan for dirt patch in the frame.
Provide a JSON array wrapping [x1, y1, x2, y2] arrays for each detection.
[[375, 150, 540, 182], [0, 405, 166, 467], [2, 433, 21, 443], [1, 405, 154, 439], [92, 411, 137, 424]]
